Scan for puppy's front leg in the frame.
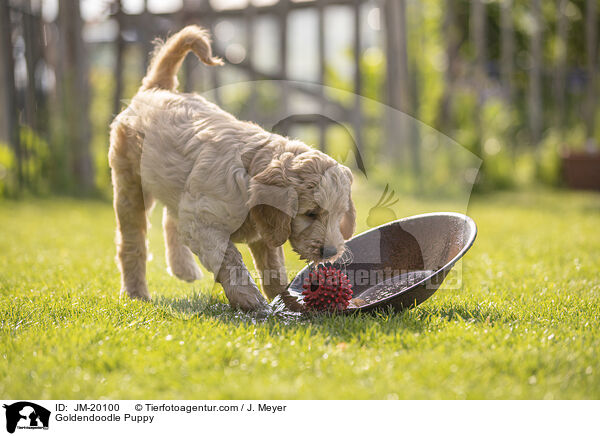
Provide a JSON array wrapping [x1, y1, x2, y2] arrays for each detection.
[[216, 240, 270, 311], [248, 240, 287, 300], [249, 240, 304, 312], [178, 216, 268, 311]]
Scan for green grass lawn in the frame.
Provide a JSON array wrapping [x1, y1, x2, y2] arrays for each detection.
[[1, 188, 599, 399]]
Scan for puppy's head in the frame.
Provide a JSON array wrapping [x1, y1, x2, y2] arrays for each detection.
[[249, 148, 355, 262]]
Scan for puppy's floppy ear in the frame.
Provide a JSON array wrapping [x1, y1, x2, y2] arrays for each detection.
[[339, 167, 356, 240], [340, 195, 356, 240], [248, 157, 298, 247]]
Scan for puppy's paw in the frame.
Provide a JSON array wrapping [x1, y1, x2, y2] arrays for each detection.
[[121, 287, 151, 301], [168, 262, 203, 283], [279, 292, 306, 313], [226, 284, 270, 313]]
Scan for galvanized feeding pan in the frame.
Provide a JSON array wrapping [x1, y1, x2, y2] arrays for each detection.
[[286, 212, 477, 313]]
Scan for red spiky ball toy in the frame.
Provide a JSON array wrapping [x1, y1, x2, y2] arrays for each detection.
[[302, 265, 353, 312]]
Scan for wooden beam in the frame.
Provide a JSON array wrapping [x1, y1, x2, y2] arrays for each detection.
[[113, 0, 368, 23]]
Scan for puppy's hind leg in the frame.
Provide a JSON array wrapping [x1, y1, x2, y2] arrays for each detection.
[[112, 168, 152, 301], [163, 207, 203, 282]]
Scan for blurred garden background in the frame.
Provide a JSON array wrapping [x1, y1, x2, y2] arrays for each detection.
[[1, 0, 599, 198], [1, 0, 600, 400]]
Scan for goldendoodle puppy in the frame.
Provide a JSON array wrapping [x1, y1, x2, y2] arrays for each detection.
[[109, 25, 355, 311]]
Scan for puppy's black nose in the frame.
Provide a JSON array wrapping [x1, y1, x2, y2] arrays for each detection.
[[321, 245, 337, 259]]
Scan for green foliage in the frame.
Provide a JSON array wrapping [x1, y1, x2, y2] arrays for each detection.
[[89, 67, 116, 195], [451, 91, 480, 155], [1, 190, 599, 398], [0, 127, 53, 197], [477, 98, 519, 189], [0, 143, 16, 197], [21, 126, 52, 195], [413, 0, 446, 128]]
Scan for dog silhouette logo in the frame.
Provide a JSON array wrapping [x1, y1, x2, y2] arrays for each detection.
[[2, 402, 50, 434]]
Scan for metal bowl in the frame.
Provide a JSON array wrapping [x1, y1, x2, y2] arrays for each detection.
[[287, 212, 477, 313]]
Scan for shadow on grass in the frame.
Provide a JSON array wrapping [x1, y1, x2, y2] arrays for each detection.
[[153, 292, 433, 338], [424, 301, 519, 325], [153, 292, 519, 343]]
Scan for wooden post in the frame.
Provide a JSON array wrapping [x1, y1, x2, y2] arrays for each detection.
[[113, 0, 125, 117], [141, 0, 153, 74], [383, 0, 420, 186], [317, 0, 326, 151], [245, 3, 257, 117], [554, 0, 568, 131], [383, 0, 412, 160], [0, 0, 22, 190], [29, 2, 48, 148], [528, 0, 542, 146], [182, 0, 194, 93], [500, 0, 515, 105], [21, 0, 40, 187], [470, 0, 485, 156], [58, 0, 95, 192], [500, 0, 516, 159], [22, 0, 38, 129], [584, 0, 597, 151], [278, 0, 289, 115], [438, 0, 460, 133], [205, 3, 221, 106], [352, 0, 363, 162]]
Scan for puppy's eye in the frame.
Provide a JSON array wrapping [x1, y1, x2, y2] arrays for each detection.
[[305, 210, 318, 219]]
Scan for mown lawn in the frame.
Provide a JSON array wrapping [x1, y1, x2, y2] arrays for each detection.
[[1, 187, 599, 399]]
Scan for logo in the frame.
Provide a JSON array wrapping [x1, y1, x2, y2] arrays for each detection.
[[2, 402, 50, 434], [366, 184, 398, 227]]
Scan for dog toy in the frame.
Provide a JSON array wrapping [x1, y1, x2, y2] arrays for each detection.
[[302, 265, 353, 312]]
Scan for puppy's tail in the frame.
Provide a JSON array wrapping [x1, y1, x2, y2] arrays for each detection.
[[141, 25, 223, 91]]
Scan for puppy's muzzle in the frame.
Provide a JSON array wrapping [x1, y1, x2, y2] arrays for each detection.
[[320, 245, 338, 260]]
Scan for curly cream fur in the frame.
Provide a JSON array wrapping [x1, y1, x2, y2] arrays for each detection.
[[109, 26, 355, 311]]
